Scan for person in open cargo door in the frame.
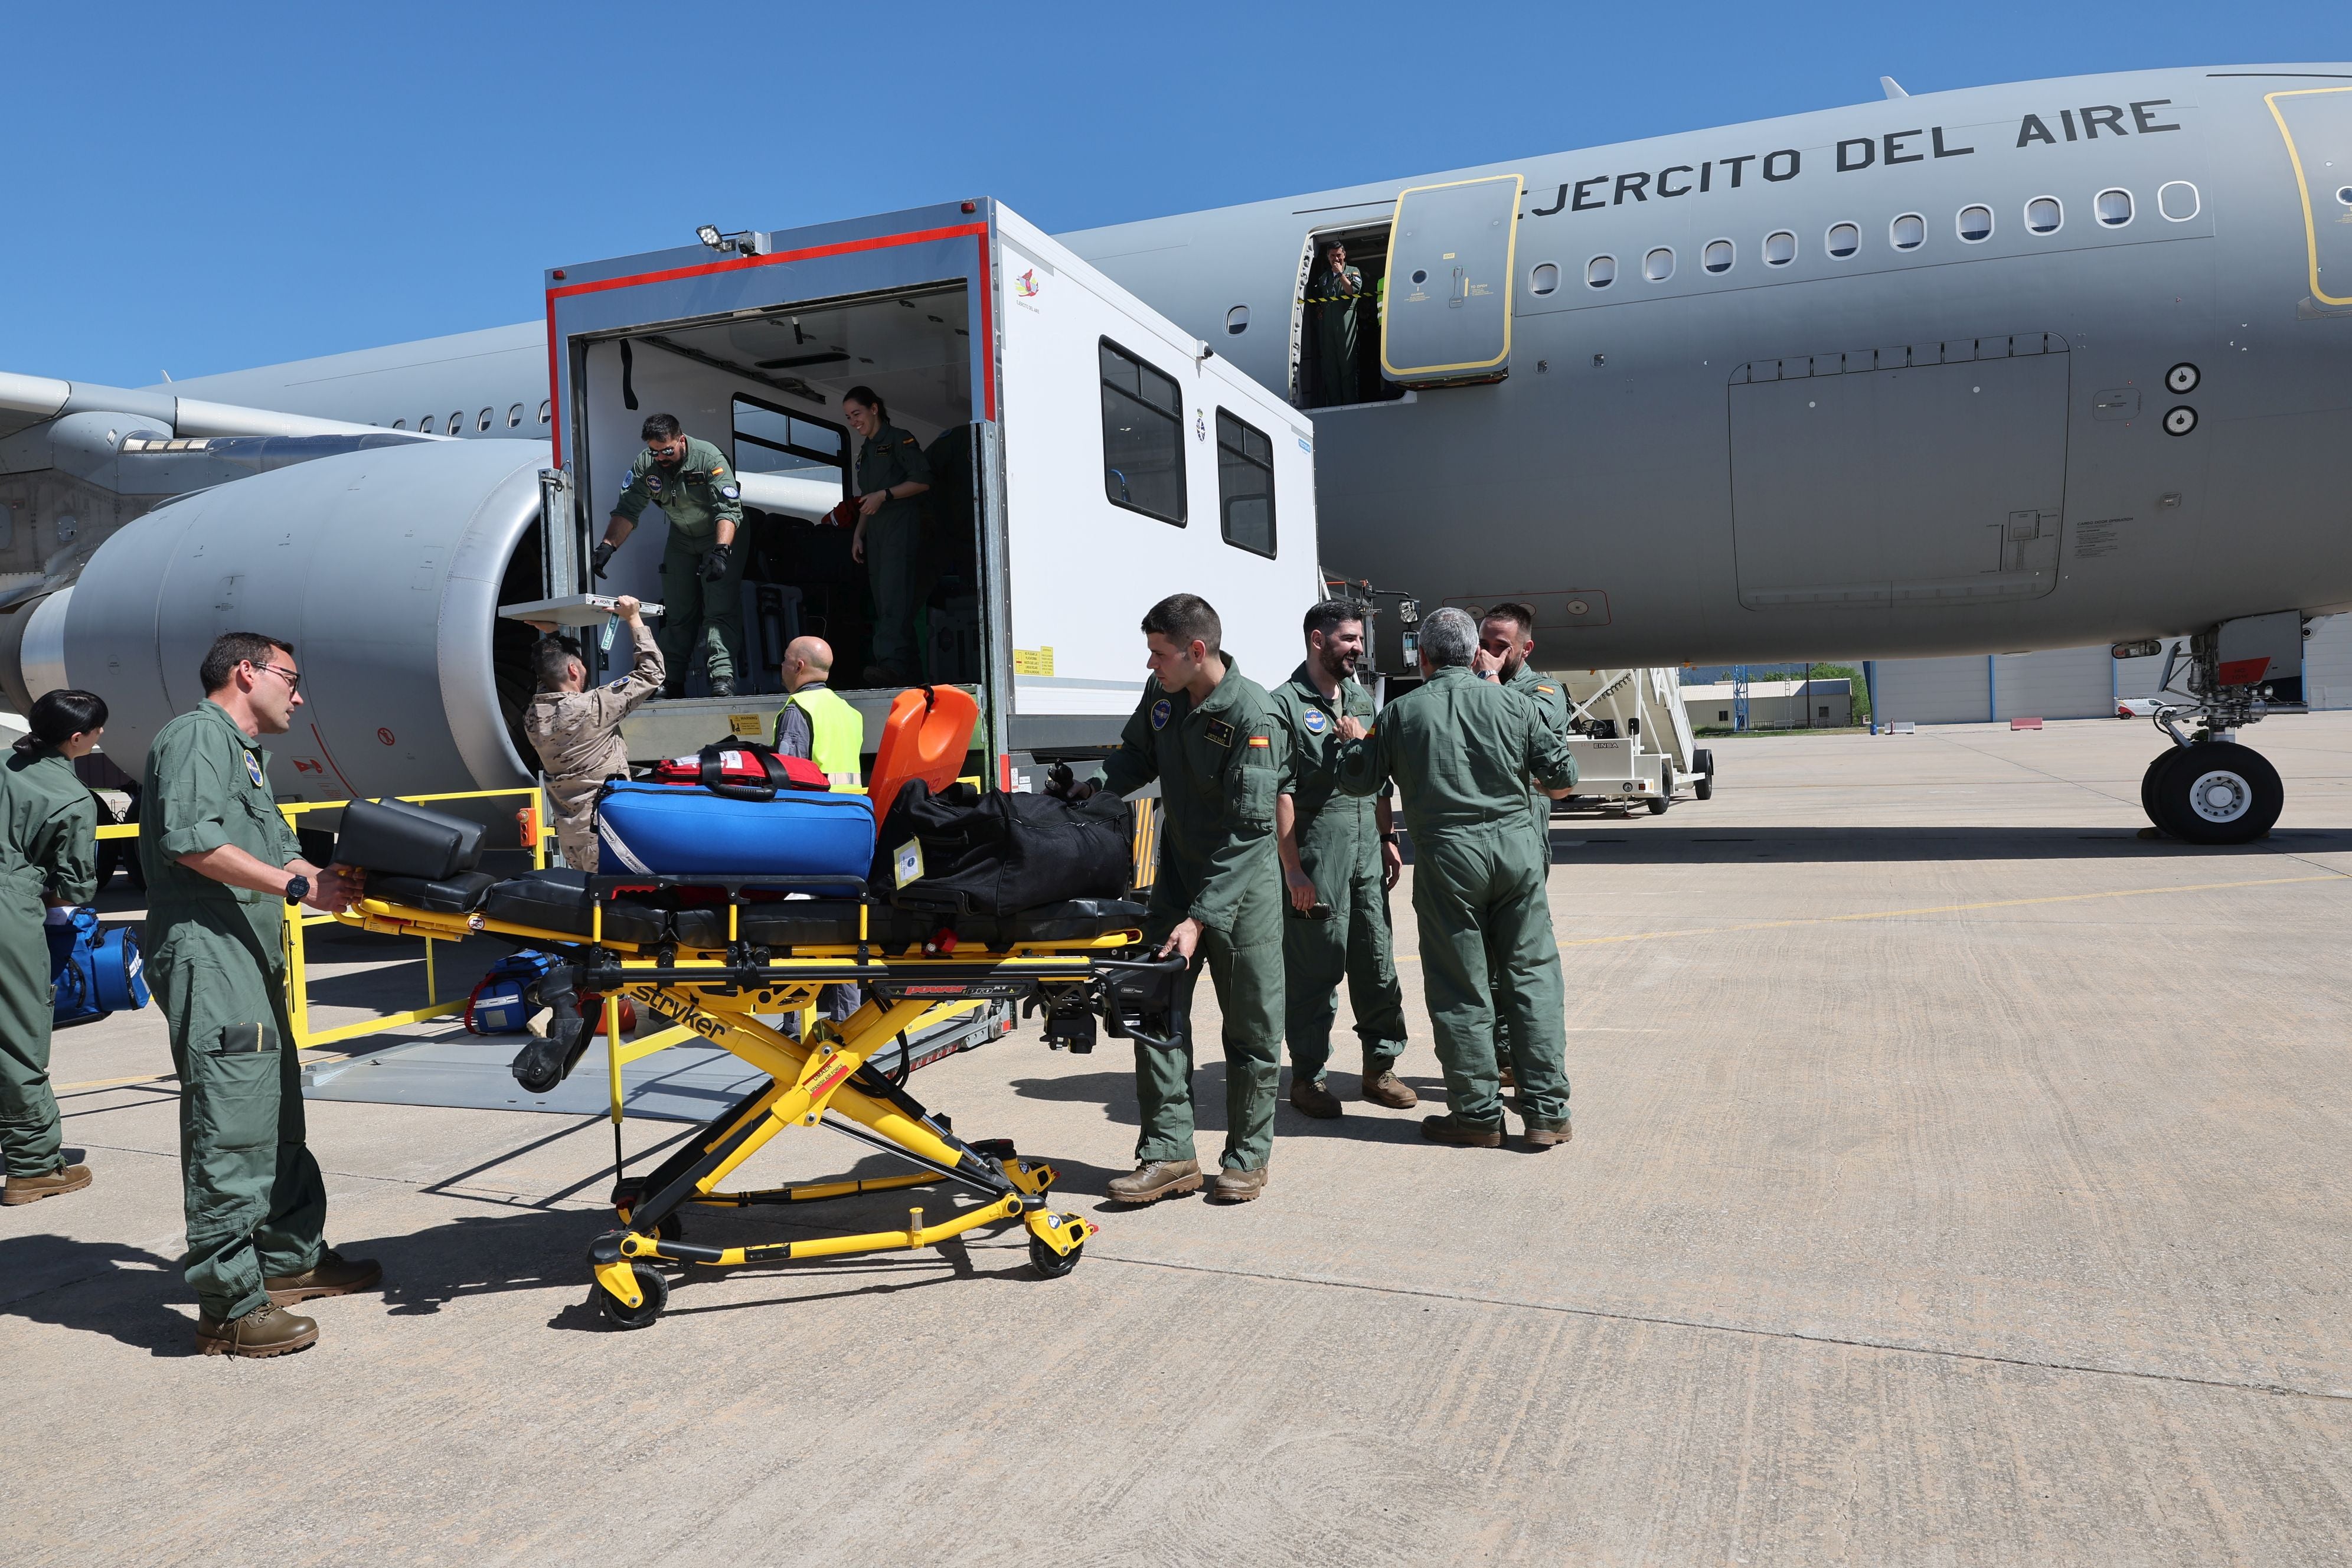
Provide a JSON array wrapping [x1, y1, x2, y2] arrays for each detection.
[[841, 388, 932, 688], [1073, 594, 1285, 1205], [593, 413, 746, 698], [524, 596, 663, 874]]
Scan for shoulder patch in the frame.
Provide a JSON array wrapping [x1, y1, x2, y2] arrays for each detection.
[[1537, 684, 1556, 695], [1150, 697, 1172, 730], [1204, 718, 1236, 748], [720, 484, 740, 500], [900, 436, 917, 446], [1248, 735, 1270, 749], [645, 472, 664, 494]]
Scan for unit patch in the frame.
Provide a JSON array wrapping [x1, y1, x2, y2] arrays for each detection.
[[720, 484, 740, 499], [1204, 719, 1235, 747], [645, 473, 664, 494], [244, 752, 265, 786], [1150, 698, 1172, 730], [1302, 709, 1328, 734]]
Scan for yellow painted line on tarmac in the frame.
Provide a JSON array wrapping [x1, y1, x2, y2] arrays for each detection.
[[1397, 872, 2347, 961], [56, 1072, 177, 1093]]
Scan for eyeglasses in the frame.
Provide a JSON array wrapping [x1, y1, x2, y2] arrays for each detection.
[[256, 663, 303, 692]]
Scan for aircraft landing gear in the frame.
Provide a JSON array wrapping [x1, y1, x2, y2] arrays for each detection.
[[2139, 742, 2283, 844]]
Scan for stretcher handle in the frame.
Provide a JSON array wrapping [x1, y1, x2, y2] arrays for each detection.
[[1092, 952, 1190, 1051]]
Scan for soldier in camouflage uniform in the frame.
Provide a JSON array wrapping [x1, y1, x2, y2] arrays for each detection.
[[522, 595, 664, 876]]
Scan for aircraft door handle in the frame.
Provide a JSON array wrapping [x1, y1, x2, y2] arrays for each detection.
[[1450, 266, 1467, 308]]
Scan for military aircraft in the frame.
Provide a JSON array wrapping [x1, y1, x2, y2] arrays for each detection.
[[2, 63, 2346, 842]]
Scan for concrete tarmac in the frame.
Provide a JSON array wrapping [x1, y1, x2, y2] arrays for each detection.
[[7, 715, 2351, 1565]]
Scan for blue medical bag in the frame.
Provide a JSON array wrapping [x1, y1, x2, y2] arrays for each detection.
[[48, 907, 149, 1027]]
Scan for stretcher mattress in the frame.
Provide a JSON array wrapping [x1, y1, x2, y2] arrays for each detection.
[[596, 781, 874, 883]]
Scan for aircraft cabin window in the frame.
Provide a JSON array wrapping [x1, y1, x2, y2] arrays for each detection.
[[1826, 223, 1860, 258], [1644, 247, 1675, 282], [1225, 305, 1249, 335], [1890, 213, 1925, 251], [1098, 338, 1186, 527], [1763, 230, 1795, 266], [1586, 255, 1616, 288], [2026, 196, 2063, 234], [1529, 262, 1559, 295], [419, 415, 436, 433], [2095, 188, 2133, 227], [1215, 409, 1276, 559], [448, 411, 463, 436], [391, 419, 406, 430], [476, 408, 493, 432], [2158, 181, 2200, 221], [1958, 205, 1993, 242], [506, 403, 524, 428], [538, 400, 552, 424], [2338, 184, 2352, 208], [1703, 240, 1733, 275]]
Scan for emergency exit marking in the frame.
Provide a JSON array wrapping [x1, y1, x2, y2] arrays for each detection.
[[728, 714, 763, 738], [1012, 647, 1055, 677], [377, 728, 396, 745]]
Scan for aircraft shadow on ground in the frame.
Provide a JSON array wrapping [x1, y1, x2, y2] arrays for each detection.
[[1540, 825, 2352, 865]]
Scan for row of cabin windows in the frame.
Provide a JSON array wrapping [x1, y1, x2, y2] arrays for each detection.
[[1097, 338, 1276, 558], [389, 400, 553, 433], [1534, 181, 2203, 294]]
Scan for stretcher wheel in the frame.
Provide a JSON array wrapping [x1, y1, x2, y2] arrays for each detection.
[[596, 1263, 669, 1329], [1028, 1235, 1083, 1279]]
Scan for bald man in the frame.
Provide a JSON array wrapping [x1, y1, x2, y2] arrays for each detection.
[[772, 636, 864, 788]]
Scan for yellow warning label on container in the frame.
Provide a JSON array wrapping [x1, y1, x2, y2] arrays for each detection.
[[1012, 647, 1055, 677], [728, 713, 765, 738]]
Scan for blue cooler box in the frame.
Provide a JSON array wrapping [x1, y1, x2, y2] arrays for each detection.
[[595, 782, 875, 885]]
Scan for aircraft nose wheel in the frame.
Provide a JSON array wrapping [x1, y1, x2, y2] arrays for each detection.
[[2141, 743, 2283, 844]]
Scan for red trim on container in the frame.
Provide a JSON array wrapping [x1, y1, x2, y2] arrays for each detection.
[[544, 220, 997, 466]]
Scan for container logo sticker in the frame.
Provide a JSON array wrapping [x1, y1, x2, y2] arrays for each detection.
[[1014, 269, 1040, 299], [1151, 698, 1172, 730]]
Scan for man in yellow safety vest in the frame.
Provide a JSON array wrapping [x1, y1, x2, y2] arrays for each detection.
[[772, 636, 864, 788]]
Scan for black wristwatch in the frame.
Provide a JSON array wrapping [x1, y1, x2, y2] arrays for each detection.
[[283, 874, 310, 906], [1380, 832, 1399, 845]]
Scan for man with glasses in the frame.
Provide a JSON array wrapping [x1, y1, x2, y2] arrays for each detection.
[[140, 632, 373, 1358]]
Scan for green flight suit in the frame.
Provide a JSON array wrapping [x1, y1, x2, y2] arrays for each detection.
[[1495, 662, 1576, 1068], [1306, 263, 1367, 406], [1267, 663, 1407, 1084], [0, 746, 96, 1177], [139, 702, 325, 1321], [1097, 656, 1284, 1172], [855, 422, 933, 682], [1338, 665, 1578, 1129], [614, 436, 746, 687]]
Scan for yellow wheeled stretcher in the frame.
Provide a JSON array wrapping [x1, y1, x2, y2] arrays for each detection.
[[336, 868, 1181, 1328]]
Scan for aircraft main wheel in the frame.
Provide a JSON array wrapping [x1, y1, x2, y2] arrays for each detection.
[[596, 1263, 669, 1329], [2139, 749, 2178, 830], [2146, 742, 2282, 844]]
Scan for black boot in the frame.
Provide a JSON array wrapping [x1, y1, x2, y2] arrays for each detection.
[[661, 678, 685, 701], [708, 676, 736, 698]]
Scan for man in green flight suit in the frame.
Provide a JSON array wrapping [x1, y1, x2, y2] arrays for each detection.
[[593, 411, 746, 698], [1337, 607, 1580, 1150], [1268, 599, 1416, 1119], [1074, 593, 1285, 1204], [1304, 238, 1369, 407], [140, 632, 375, 1357], [841, 387, 932, 688], [1474, 602, 1577, 1085]]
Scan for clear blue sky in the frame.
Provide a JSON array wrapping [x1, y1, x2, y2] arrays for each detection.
[[1, 2, 2330, 387]]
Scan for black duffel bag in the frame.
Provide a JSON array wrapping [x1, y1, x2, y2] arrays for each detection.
[[873, 780, 1130, 914]]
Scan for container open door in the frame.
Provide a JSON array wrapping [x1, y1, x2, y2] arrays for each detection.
[[1379, 174, 1522, 386]]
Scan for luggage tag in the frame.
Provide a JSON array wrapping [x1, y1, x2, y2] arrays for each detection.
[[892, 839, 925, 890]]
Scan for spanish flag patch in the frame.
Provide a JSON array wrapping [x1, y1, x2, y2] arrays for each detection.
[[1248, 735, 1270, 747]]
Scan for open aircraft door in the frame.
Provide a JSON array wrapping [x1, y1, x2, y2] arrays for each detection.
[[1380, 174, 1522, 386], [2266, 86, 2352, 308]]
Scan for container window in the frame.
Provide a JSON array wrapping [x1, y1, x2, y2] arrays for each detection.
[[538, 400, 552, 424], [1958, 204, 1992, 242], [2095, 188, 2133, 227], [1099, 338, 1186, 526], [2026, 196, 2063, 234], [1586, 254, 1616, 288], [1216, 410, 1276, 558], [418, 414, 436, 433], [1530, 262, 1560, 295], [1890, 213, 1925, 250], [1225, 304, 1249, 335], [731, 395, 848, 487], [2158, 181, 2199, 221], [1703, 240, 1733, 274], [1827, 223, 1860, 257], [1762, 230, 1795, 266], [1644, 247, 1675, 282]]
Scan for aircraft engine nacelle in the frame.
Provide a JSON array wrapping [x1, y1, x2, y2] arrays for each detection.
[[2, 439, 553, 805]]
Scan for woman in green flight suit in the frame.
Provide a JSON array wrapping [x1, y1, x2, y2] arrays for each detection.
[[0, 689, 106, 1205]]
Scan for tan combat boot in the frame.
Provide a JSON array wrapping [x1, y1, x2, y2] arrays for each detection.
[[1420, 1114, 1504, 1148], [1361, 1070, 1418, 1109], [1106, 1159, 1202, 1205], [266, 1248, 384, 1306], [2, 1163, 92, 1206], [1210, 1167, 1268, 1203], [195, 1303, 319, 1358], [1288, 1076, 1342, 1119], [1522, 1120, 1574, 1149]]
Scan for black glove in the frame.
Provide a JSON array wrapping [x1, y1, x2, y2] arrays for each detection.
[[701, 543, 733, 583], [590, 540, 618, 579]]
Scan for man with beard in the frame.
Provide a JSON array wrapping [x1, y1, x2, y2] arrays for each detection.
[[592, 412, 747, 698], [1268, 600, 1414, 1119], [1472, 602, 1576, 1087]]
